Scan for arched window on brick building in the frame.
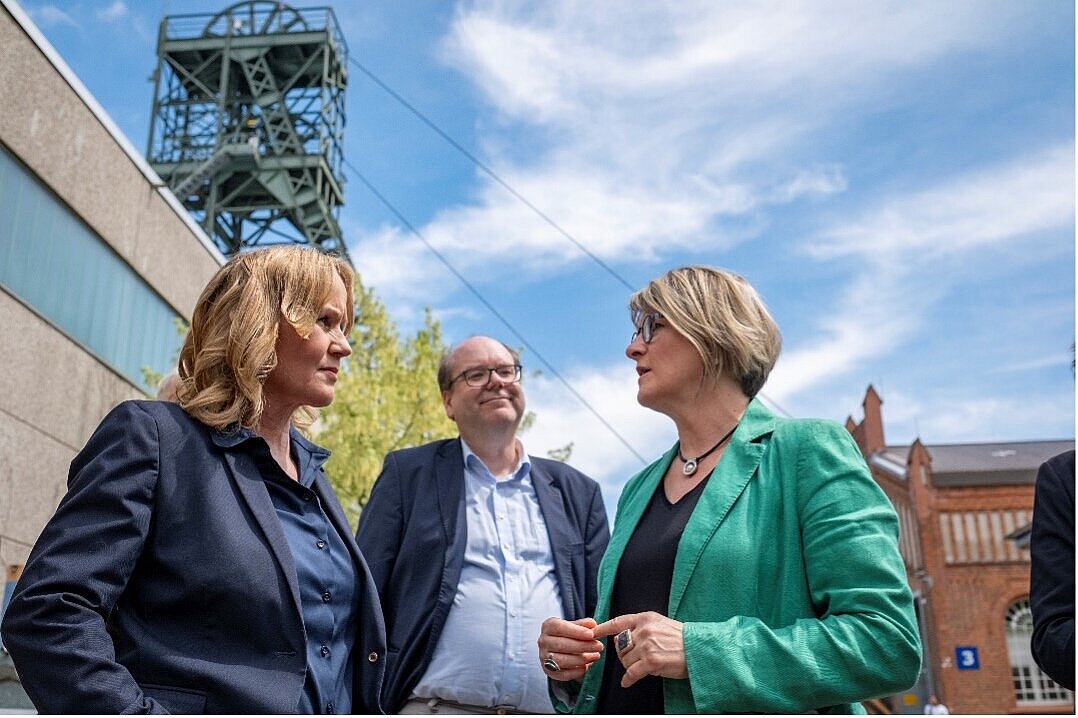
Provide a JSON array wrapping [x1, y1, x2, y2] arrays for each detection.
[[1006, 598, 1072, 706]]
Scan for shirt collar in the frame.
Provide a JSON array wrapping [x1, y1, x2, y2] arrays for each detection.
[[460, 436, 531, 482], [210, 423, 331, 470]]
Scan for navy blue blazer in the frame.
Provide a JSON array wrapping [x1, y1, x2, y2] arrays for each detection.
[[1, 400, 386, 714], [355, 438, 609, 713]]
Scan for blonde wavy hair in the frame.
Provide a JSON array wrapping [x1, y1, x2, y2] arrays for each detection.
[[175, 246, 354, 431], [629, 265, 781, 397]]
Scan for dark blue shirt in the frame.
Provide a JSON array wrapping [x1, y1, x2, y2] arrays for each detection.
[[234, 427, 357, 715]]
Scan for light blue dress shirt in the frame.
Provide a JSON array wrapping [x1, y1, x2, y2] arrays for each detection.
[[412, 439, 564, 713]]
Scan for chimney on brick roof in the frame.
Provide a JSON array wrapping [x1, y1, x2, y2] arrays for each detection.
[[861, 385, 886, 453], [908, 438, 933, 488]]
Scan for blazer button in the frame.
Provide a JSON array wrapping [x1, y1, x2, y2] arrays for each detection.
[[367, 651, 378, 662]]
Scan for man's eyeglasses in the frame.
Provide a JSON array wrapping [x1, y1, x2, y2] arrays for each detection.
[[631, 310, 663, 344], [450, 364, 523, 387]]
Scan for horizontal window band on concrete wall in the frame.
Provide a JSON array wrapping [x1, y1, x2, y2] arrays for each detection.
[[0, 145, 183, 391]]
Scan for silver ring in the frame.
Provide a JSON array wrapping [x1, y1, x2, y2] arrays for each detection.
[[615, 628, 633, 655], [543, 653, 561, 672]]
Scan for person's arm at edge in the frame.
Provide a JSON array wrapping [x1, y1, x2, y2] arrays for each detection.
[[1030, 453, 1076, 690], [548, 476, 609, 713], [582, 478, 610, 619], [1, 401, 169, 714]]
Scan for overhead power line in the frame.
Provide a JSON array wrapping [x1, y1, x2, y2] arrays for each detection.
[[349, 58, 791, 421], [350, 57, 636, 293], [344, 158, 648, 464]]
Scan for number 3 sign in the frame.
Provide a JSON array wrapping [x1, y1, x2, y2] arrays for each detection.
[[955, 646, 980, 670]]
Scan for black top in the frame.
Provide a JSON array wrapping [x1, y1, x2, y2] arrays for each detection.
[[597, 473, 711, 714]]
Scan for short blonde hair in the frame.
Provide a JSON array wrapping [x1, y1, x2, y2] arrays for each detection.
[[176, 246, 354, 431], [629, 266, 781, 397]]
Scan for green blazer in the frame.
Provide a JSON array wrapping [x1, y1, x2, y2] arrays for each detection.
[[570, 400, 921, 714]]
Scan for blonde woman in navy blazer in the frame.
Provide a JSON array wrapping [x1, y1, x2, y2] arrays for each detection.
[[1, 247, 386, 714], [538, 266, 921, 713]]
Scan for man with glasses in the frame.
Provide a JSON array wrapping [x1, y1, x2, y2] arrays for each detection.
[[357, 336, 609, 714]]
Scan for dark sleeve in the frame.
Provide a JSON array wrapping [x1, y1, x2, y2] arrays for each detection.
[[0, 402, 169, 714], [548, 474, 607, 714], [582, 480, 610, 618], [1029, 451, 1075, 690], [355, 452, 406, 604]]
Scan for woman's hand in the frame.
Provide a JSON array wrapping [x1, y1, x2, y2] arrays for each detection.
[[593, 611, 687, 688], [537, 617, 604, 682]]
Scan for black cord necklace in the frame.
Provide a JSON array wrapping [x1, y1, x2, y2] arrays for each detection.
[[677, 422, 739, 476]]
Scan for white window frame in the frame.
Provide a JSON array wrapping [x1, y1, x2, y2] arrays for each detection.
[[1006, 598, 1072, 706]]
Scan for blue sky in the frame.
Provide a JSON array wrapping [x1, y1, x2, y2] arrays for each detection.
[[20, 0, 1075, 508]]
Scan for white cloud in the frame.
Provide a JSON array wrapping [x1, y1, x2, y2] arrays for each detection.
[[764, 265, 933, 405], [96, 1, 128, 22], [765, 142, 1074, 407], [766, 165, 848, 204], [349, 224, 448, 298], [31, 5, 79, 29], [893, 393, 1075, 444], [375, 0, 1034, 280], [423, 165, 726, 263], [521, 364, 674, 506], [346, 222, 492, 331], [993, 353, 1074, 375], [809, 144, 1075, 260], [447, 1, 1017, 123], [348, 1, 1071, 457]]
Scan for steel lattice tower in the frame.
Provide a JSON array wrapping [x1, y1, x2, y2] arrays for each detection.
[[147, 1, 349, 261]]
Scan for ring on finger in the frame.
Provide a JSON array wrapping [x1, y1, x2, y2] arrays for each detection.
[[543, 653, 561, 672], [615, 628, 634, 655]]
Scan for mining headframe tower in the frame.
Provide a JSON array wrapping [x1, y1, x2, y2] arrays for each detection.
[[147, 1, 350, 262]]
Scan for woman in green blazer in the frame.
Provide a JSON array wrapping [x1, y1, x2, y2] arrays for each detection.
[[537, 266, 921, 713]]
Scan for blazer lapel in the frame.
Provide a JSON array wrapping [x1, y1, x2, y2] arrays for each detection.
[[668, 399, 774, 616], [218, 442, 304, 617], [530, 461, 577, 617], [430, 438, 470, 625], [434, 439, 466, 546]]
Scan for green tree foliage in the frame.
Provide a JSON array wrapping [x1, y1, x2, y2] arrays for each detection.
[[546, 442, 574, 463], [318, 279, 457, 525]]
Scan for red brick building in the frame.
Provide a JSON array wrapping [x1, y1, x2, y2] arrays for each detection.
[[846, 386, 1073, 714]]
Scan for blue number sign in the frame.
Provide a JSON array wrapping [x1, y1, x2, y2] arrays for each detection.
[[955, 646, 980, 670]]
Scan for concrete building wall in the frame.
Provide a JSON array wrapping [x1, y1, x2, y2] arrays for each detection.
[[0, 0, 222, 567]]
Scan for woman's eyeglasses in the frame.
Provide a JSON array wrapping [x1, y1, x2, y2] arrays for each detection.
[[631, 310, 663, 344]]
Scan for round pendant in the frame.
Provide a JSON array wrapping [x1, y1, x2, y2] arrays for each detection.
[[682, 459, 698, 476]]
